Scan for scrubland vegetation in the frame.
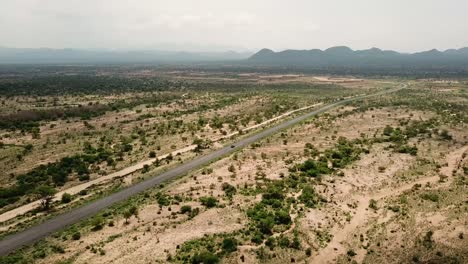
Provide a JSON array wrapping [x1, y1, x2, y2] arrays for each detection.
[[0, 68, 466, 264]]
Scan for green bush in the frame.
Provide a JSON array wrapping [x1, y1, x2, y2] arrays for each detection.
[[397, 144, 418, 156], [72, 231, 81, 240], [61, 193, 72, 203], [191, 251, 219, 264], [368, 199, 378, 210], [221, 238, 238, 253], [180, 205, 192, 214], [221, 183, 237, 198], [420, 193, 439, 202], [200, 196, 218, 208], [299, 185, 321, 208]]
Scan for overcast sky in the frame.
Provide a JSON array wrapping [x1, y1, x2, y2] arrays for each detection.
[[1, 0, 467, 52]]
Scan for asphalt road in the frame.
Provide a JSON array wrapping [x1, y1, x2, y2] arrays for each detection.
[[0, 84, 404, 256]]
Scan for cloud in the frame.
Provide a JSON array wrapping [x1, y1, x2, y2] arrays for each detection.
[[0, 0, 466, 52]]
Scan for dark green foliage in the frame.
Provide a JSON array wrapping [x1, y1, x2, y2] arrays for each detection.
[[296, 159, 331, 177], [422, 231, 434, 249], [193, 138, 212, 152], [156, 192, 172, 207], [325, 137, 364, 168], [294, 137, 363, 178], [397, 145, 418, 156], [61, 193, 72, 204], [291, 233, 301, 249], [91, 216, 105, 231], [79, 174, 90, 181], [439, 130, 452, 140], [191, 251, 219, 264], [221, 183, 236, 198], [299, 185, 321, 208], [0, 254, 28, 264], [180, 205, 192, 214], [72, 231, 81, 240], [128, 205, 138, 216], [246, 181, 293, 239], [277, 235, 290, 248], [420, 193, 439, 202], [347, 249, 357, 257], [383, 125, 394, 136], [35, 185, 56, 210], [265, 237, 276, 249], [174, 233, 239, 263], [221, 238, 238, 253], [200, 196, 218, 208], [275, 210, 292, 225], [0, 148, 112, 208]]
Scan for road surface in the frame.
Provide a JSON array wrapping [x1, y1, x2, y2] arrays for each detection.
[[0, 102, 323, 224], [0, 84, 404, 256]]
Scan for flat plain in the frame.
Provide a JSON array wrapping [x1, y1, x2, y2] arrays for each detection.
[[0, 68, 466, 263]]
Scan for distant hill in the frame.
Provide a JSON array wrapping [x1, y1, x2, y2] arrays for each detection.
[[248, 46, 468, 69], [0, 47, 252, 64]]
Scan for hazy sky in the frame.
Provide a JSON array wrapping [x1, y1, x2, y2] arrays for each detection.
[[1, 0, 467, 52]]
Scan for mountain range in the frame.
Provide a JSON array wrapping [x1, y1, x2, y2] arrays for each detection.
[[0, 47, 252, 64], [247, 46, 468, 68], [1, 46, 468, 70]]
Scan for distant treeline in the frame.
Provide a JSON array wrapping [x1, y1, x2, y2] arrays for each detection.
[[183, 65, 468, 78], [2, 64, 468, 80], [0, 93, 181, 133], [0, 75, 187, 96], [0, 104, 109, 132]]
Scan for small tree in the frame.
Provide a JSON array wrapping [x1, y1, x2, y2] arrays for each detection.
[[200, 196, 218, 208], [228, 164, 236, 173], [123, 210, 132, 224], [124, 205, 138, 224], [35, 185, 56, 210], [368, 199, 378, 210], [61, 193, 72, 203]]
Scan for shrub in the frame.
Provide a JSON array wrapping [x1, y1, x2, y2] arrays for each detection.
[[368, 199, 378, 210], [221, 238, 238, 253], [277, 235, 290, 248], [422, 231, 434, 249], [221, 183, 236, 198], [156, 193, 171, 206], [397, 145, 418, 156], [299, 186, 320, 208], [439, 130, 452, 140], [180, 205, 192, 214], [347, 249, 357, 257], [72, 231, 81, 240], [61, 193, 72, 204], [142, 164, 150, 173], [191, 251, 219, 264], [383, 125, 394, 136], [227, 164, 236, 173], [91, 216, 105, 231], [79, 174, 90, 181], [200, 196, 218, 208], [420, 193, 439, 202]]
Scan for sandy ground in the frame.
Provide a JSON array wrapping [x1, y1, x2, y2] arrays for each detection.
[[0, 102, 323, 224], [64, 207, 244, 264], [312, 145, 468, 263], [5, 82, 467, 264]]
